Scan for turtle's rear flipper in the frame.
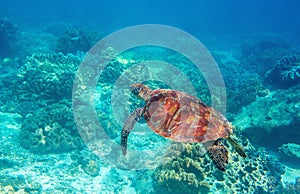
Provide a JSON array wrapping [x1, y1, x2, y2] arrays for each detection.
[[227, 136, 247, 158], [121, 107, 144, 155], [208, 140, 228, 171]]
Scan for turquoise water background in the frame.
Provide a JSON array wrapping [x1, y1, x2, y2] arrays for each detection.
[[0, 1, 300, 193]]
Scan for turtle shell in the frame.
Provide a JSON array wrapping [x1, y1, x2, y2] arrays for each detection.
[[143, 89, 232, 143]]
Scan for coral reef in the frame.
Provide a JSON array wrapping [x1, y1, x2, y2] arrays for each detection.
[[16, 52, 81, 105], [0, 17, 18, 41], [0, 57, 22, 112], [15, 30, 57, 57], [279, 143, 300, 163], [56, 28, 101, 54], [265, 55, 300, 88], [233, 85, 300, 149], [19, 100, 84, 153], [283, 177, 300, 194], [239, 34, 294, 76], [73, 47, 130, 140], [240, 34, 290, 57], [211, 50, 268, 114], [226, 78, 267, 114], [153, 138, 285, 193], [0, 16, 18, 57]]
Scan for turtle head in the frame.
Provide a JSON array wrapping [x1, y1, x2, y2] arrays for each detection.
[[130, 84, 152, 101]]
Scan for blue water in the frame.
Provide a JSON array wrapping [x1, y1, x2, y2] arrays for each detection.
[[2, 0, 300, 40], [1, 1, 300, 193]]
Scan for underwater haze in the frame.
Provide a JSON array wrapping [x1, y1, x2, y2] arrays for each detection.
[[0, 0, 300, 193]]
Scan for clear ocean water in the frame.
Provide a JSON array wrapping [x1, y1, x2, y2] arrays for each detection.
[[0, 0, 300, 193]]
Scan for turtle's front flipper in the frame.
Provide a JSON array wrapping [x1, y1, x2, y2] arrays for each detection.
[[208, 140, 228, 171], [227, 136, 247, 158], [121, 108, 144, 155]]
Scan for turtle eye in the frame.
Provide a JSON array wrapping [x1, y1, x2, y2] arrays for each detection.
[[130, 85, 140, 95]]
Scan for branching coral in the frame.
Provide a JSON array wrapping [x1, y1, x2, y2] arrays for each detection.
[[280, 56, 300, 81], [265, 55, 300, 88]]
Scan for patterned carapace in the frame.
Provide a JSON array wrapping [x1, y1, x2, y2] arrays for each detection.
[[121, 84, 246, 171]]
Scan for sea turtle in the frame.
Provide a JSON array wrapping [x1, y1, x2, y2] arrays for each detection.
[[121, 84, 246, 171]]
